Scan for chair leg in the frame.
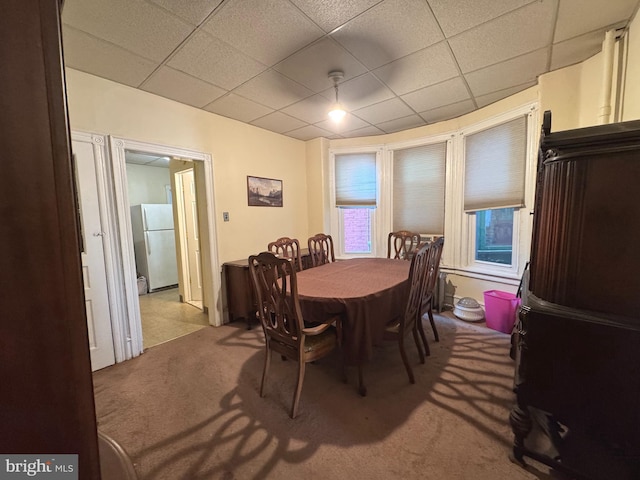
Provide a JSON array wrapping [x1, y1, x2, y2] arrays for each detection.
[[260, 347, 271, 398], [290, 359, 306, 419], [412, 325, 425, 364], [357, 364, 367, 396], [417, 314, 430, 357], [428, 304, 439, 342], [399, 337, 415, 384]]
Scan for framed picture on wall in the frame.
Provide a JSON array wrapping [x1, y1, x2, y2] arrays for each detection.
[[247, 175, 283, 207]]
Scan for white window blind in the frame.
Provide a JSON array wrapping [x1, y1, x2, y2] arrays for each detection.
[[464, 115, 527, 211], [393, 142, 446, 233], [335, 152, 377, 206]]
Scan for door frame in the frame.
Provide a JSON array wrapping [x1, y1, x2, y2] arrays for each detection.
[[109, 136, 221, 359]]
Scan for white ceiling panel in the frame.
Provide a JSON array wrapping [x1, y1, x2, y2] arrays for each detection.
[[449, 0, 557, 73], [289, 0, 384, 33], [202, 0, 324, 65], [555, 0, 637, 42], [352, 98, 415, 124], [465, 48, 549, 97], [331, 0, 444, 69], [233, 70, 315, 110], [62, 0, 193, 62], [62, 26, 159, 87], [251, 112, 307, 134], [204, 93, 274, 123], [420, 99, 476, 123], [427, 0, 536, 38], [167, 31, 266, 90], [401, 77, 471, 113], [373, 42, 459, 95], [140, 67, 227, 108], [61, 0, 639, 140], [273, 38, 367, 92]]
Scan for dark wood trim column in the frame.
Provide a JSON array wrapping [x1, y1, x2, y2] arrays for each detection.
[[0, 0, 101, 478]]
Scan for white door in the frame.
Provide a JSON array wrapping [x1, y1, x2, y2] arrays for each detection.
[[72, 139, 116, 371], [177, 169, 203, 303]]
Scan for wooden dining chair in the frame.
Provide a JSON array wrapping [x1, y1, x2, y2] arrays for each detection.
[[381, 241, 431, 384], [387, 230, 421, 260], [267, 237, 303, 271], [417, 237, 445, 355], [248, 251, 341, 418], [307, 233, 335, 267]]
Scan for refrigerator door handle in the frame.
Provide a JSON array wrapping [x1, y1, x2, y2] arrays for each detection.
[[145, 231, 151, 255], [142, 207, 148, 231]]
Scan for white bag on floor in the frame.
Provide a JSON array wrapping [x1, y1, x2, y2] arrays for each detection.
[[137, 276, 148, 295]]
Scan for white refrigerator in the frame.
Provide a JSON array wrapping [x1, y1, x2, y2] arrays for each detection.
[[130, 204, 178, 292]]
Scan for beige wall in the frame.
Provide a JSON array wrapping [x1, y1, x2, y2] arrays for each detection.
[[66, 69, 309, 265], [623, 11, 640, 120], [125, 164, 170, 206]]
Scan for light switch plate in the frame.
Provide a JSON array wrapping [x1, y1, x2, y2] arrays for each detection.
[[223, 211, 229, 222]]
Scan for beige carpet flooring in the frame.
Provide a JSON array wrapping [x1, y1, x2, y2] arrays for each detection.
[[93, 312, 565, 480], [139, 288, 209, 349]]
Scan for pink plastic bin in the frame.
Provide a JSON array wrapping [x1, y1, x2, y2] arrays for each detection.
[[483, 290, 521, 333]]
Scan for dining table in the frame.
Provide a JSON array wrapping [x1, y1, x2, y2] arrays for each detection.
[[295, 258, 411, 394]]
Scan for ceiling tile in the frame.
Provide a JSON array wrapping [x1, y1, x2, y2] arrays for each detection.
[[233, 70, 315, 110], [281, 95, 334, 124], [377, 114, 426, 133], [167, 31, 266, 90], [554, 0, 636, 43], [428, 0, 535, 38], [202, 0, 324, 65], [62, 0, 193, 62], [374, 42, 459, 95], [420, 99, 475, 123], [140, 67, 227, 108], [273, 38, 367, 92], [550, 29, 607, 70], [62, 26, 158, 87], [475, 82, 536, 108], [289, 0, 383, 32], [341, 125, 385, 138], [331, 0, 444, 69], [148, 0, 224, 26], [315, 114, 370, 134], [250, 112, 308, 134], [401, 77, 470, 112], [448, 0, 557, 73], [320, 73, 395, 111], [203, 93, 274, 123], [285, 124, 334, 141], [352, 98, 414, 124], [465, 48, 549, 97]]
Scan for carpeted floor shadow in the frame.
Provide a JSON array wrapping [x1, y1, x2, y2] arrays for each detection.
[[93, 312, 566, 480]]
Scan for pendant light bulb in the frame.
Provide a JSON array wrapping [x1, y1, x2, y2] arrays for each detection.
[[328, 70, 346, 122]]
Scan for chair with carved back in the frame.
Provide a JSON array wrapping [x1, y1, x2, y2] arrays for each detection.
[[380, 241, 431, 384], [267, 237, 303, 271], [387, 230, 421, 260], [307, 233, 335, 267], [416, 237, 444, 355], [248, 251, 341, 418]]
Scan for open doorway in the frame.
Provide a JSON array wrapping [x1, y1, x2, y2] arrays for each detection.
[[125, 150, 207, 349]]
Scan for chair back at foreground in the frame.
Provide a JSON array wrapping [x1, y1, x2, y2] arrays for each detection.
[[248, 251, 340, 418], [387, 230, 421, 260], [307, 233, 335, 267], [417, 237, 445, 354], [267, 237, 303, 271], [383, 241, 431, 384]]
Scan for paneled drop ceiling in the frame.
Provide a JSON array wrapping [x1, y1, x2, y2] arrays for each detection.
[[62, 0, 640, 140]]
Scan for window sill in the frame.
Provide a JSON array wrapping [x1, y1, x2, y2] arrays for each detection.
[[440, 266, 521, 286]]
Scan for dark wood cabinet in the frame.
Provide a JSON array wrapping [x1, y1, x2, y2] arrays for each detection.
[[510, 112, 640, 479], [223, 249, 311, 328]]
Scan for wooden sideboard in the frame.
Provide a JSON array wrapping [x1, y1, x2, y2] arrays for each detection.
[[223, 249, 311, 329], [510, 112, 640, 479]]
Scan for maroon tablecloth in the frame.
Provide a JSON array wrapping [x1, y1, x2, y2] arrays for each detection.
[[296, 258, 410, 365]]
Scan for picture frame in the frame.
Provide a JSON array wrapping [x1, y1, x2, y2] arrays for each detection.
[[247, 175, 283, 207]]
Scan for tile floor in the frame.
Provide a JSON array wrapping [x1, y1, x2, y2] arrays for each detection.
[[138, 287, 209, 349]]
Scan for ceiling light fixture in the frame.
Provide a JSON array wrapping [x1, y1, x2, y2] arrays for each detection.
[[328, 70, 346, 122]]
